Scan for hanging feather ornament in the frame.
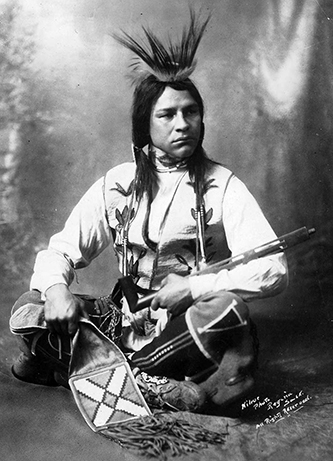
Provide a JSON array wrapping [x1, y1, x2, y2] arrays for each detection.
[[112, 9, 210, 85]]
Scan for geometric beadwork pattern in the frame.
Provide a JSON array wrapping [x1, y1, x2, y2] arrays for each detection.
[[70, 363, 151, 431]]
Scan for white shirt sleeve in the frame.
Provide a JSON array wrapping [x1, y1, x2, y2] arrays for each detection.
[[189, 175, 288, 302], [30, 176, 112, 296]]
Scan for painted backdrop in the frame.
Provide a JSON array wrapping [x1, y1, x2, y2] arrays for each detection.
[[1, 0, 333, 331]]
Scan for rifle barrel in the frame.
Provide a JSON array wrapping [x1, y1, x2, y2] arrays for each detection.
[[194, 226, 315, 276], [123, 226, 315, 313]]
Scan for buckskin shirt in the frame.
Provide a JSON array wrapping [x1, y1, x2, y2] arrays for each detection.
[[31, 161, 287, 295], [30, 161, 287, 350]]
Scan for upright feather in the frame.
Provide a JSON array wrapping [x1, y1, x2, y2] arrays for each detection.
[[112, 9, 210, 84]]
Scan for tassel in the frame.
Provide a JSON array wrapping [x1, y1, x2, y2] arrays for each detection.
[[100, 412, 227, 459]]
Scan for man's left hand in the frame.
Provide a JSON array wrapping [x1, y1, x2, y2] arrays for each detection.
[[150, 274, 193, 317]]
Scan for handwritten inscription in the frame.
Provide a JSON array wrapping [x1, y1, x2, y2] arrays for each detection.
[[241, 390, 312, 429]]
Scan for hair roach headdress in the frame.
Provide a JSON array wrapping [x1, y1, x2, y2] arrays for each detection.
[[112, 9, 210, 85]]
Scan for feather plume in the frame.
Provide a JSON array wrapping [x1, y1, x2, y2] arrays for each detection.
[[113, 9, 210, 84]]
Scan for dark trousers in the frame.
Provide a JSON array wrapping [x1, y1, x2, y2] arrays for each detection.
[[131, 291, 256, 383]]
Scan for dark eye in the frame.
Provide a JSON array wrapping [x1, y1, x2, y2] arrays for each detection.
[[185, 107, 199, 116], [158, 112, 173, 119]]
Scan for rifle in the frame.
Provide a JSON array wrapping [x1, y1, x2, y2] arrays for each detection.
[[119, 226, 315, 314]]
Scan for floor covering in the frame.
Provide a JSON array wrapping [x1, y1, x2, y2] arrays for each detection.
[[1, 282, 333, 461]]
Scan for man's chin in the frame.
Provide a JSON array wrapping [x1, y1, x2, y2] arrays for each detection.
[[171, 146, 196, 161]]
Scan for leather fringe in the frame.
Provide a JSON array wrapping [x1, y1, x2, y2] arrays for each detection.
[[100, 412, 227, 459]]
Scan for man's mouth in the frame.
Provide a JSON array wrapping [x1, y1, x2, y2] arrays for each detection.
[[173, 137, 193, 144]]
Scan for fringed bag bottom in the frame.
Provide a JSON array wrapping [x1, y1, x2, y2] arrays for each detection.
[[100, 412, 228, 459], [69, 320, 227, 459]]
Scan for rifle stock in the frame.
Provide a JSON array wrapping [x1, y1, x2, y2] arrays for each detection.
[[119, 226, 315, 313]]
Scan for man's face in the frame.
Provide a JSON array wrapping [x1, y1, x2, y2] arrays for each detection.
[[149, 87, 202, 164]]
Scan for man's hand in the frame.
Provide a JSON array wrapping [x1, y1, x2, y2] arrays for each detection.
[[44, 283, 87, 336], [150, 274, 193, 317]]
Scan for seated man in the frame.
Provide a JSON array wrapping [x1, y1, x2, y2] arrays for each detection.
[[10, 13, 288, 413]]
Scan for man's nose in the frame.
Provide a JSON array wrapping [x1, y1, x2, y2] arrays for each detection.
[[175, 112, 189, 130]]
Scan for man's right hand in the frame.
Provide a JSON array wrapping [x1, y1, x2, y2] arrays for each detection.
[[44, 284, 87, 336]]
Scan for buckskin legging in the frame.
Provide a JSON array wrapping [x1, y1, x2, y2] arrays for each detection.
[[10, 290, 257, 405]]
